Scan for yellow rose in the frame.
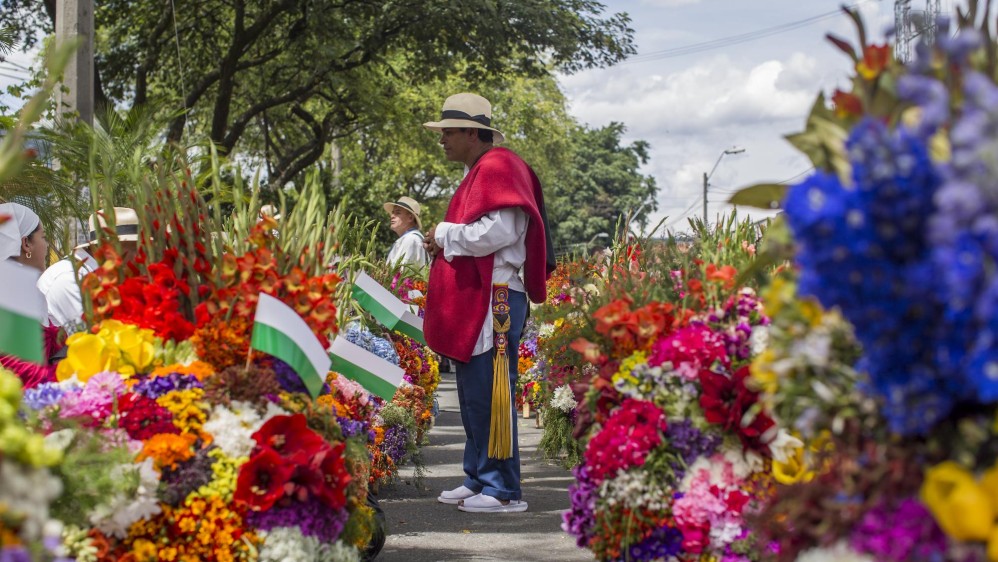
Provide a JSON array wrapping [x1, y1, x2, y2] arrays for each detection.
[[57, 332, 112, 382], [922, 461, 994, 541]]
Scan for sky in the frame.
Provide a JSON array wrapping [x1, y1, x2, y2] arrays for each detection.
[[556, 0, 959, 234]]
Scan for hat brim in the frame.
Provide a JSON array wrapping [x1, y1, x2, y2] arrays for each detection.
[[423, 119, 505, 145], [75, 233, 140, 250], [383, 202, 422, 231]]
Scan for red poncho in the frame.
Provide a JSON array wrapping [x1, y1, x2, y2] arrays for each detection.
[[424, 147, 554, 362]]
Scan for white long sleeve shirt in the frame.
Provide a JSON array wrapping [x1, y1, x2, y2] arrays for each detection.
[[435, 207, 528, 355], [36, 248, 98, 330]]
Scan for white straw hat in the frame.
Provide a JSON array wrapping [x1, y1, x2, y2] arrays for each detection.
[[383, 196, 423, 231], [423, 93, 505, 144], [78, 207, 139, 249]]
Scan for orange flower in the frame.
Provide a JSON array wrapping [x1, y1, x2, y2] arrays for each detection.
[[832, 89, 863, 118], [857, 44, 891, 80], [705, 263, 737, 289], [136, 432, 198, 470]]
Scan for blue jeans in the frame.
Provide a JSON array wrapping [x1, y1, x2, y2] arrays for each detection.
[[455, 290, 527, 501]]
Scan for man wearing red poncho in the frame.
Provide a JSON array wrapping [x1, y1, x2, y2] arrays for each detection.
[[422, 93, 555, 513]]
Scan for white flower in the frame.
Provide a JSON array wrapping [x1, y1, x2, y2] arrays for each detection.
[[549, 385, 577, 413], [796, 541, 876, 562], [791, 331, 832, 367], [538, 323, 556, 338], [767, 428, 804, 463], [259, 527, 361, 562], [89, 458, 161, 538], [203, 400, 288, 458], [43, 428, 76, 453]]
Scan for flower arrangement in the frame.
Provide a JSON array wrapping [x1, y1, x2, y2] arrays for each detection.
[[539, 223, 780, 561], [729, 4, 998, 560]]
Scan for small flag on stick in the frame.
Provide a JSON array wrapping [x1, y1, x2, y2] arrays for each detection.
[[329, 336, 405, 400], [250, 293, 331, 399], [0, 261, 45, 363], [351, 272, 425, 344]]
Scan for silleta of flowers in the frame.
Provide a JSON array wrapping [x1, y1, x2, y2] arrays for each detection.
[[537, 230, 782, 561], [6, 179, 439, 560], [731, 4, 998, 560]]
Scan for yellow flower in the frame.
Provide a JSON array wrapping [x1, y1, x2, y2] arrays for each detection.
[[113, 324, 155, 371], [57, 332, 112, 381], [922, 461, 994, 541], [750, 349, 780, 395], [132, 538, 157, 561], [772, 444, 814, 485]]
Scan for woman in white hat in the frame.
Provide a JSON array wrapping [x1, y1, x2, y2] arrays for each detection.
[[384, 196, 429, 268], [0, 202, 58, 389]]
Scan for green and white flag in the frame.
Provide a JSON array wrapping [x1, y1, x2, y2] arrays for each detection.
[[0, 260, 45, 363], [351, 272, 425, 344], [251, 293, 330, 399], [329, 336, 405, 400]]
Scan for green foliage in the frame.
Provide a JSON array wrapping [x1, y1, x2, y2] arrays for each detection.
[[538, 407, 584, 468], [548, 122, 656, 253], [46, 428, 136, 525], [0, 0, 635, 189]]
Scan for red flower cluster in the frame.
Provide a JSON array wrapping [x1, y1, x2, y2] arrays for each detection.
[[118, 393, 179, 440], [109, 261, 196, 341], [584, 399, 667, 483], [699, 365, 775, 454], [234, 414, 351, 512]]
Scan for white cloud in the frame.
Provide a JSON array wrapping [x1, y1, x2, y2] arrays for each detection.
[[639, 0, 703, 6]]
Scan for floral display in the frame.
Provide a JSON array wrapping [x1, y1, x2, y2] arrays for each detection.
[[729, 6, 998, 561], [528, 220, 780, 561]]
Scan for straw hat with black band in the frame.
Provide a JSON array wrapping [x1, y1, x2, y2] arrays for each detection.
[[382, 196, 423, 232], [77, 207, 140, 249], [422, 93, 505, 145]]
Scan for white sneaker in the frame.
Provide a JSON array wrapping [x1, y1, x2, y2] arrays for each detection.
[[437, 485, 477, 505], [458, 493, 528, 513]]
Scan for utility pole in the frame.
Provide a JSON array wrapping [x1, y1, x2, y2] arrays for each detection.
[[702, 172, 708, 224], [55, 0, 95, 125]]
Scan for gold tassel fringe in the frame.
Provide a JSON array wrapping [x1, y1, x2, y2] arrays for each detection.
[[488, 286, 513, 460]]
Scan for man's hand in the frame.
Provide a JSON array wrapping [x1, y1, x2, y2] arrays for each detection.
[[423, 225, 442, 258]]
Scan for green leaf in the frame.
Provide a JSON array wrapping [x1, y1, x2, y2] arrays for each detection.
[[727, 183, 787, 209]]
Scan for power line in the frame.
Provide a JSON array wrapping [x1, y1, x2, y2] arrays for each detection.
[[624, 0, 875, 64]]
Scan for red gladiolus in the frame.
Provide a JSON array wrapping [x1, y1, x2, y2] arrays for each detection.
[[234, 447, 295, 511]]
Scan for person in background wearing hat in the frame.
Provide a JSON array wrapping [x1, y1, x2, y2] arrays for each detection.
[[422, 93, 555, 513], [37, 207, 139, 332], [384, 196, 429, 268], [0, 202, 59, 388]]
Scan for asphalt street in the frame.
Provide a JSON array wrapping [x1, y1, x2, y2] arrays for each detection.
[[376, 371, 591, 562]]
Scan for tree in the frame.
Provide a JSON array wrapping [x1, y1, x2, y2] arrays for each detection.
[[547, 122, 657, 254], [0, 0, 635, 188]]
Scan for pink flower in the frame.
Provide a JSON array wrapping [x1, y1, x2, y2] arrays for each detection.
[[648, 324, 728, 380], [583, 399, 666, 483]]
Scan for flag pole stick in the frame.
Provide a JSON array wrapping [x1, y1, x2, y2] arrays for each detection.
[[245, 348, 253, 370]]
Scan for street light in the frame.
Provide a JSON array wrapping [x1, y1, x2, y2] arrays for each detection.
[[703, 147, 746, 224]]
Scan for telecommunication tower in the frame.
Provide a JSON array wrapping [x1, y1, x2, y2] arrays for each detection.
[[895, 0, 943, 63]]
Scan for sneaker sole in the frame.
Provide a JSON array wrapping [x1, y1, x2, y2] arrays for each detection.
[[437, 495, 473, 505], [458, 502, 528, 513]]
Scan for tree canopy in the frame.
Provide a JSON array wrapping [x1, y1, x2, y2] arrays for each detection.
[[0, 0, 635, 187]]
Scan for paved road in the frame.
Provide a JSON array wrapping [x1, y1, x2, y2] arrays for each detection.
[[376, 371, 591, 561]]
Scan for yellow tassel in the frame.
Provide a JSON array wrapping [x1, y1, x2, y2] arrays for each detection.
[[488, 285, 513, 460]]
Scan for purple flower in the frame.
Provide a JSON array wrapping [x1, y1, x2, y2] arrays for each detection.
[[850, 498, 947, 562], [21, 383, 67, 410], [380, 425, 409, 463], [620, 525, 684, 561], [247, 497, 349, 543], [337, 416, 371, 442], [160, 445, 216, 506], [562, 465, 598, 548], [133, 372, 202, 398], [666, 419, 720, 473]]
